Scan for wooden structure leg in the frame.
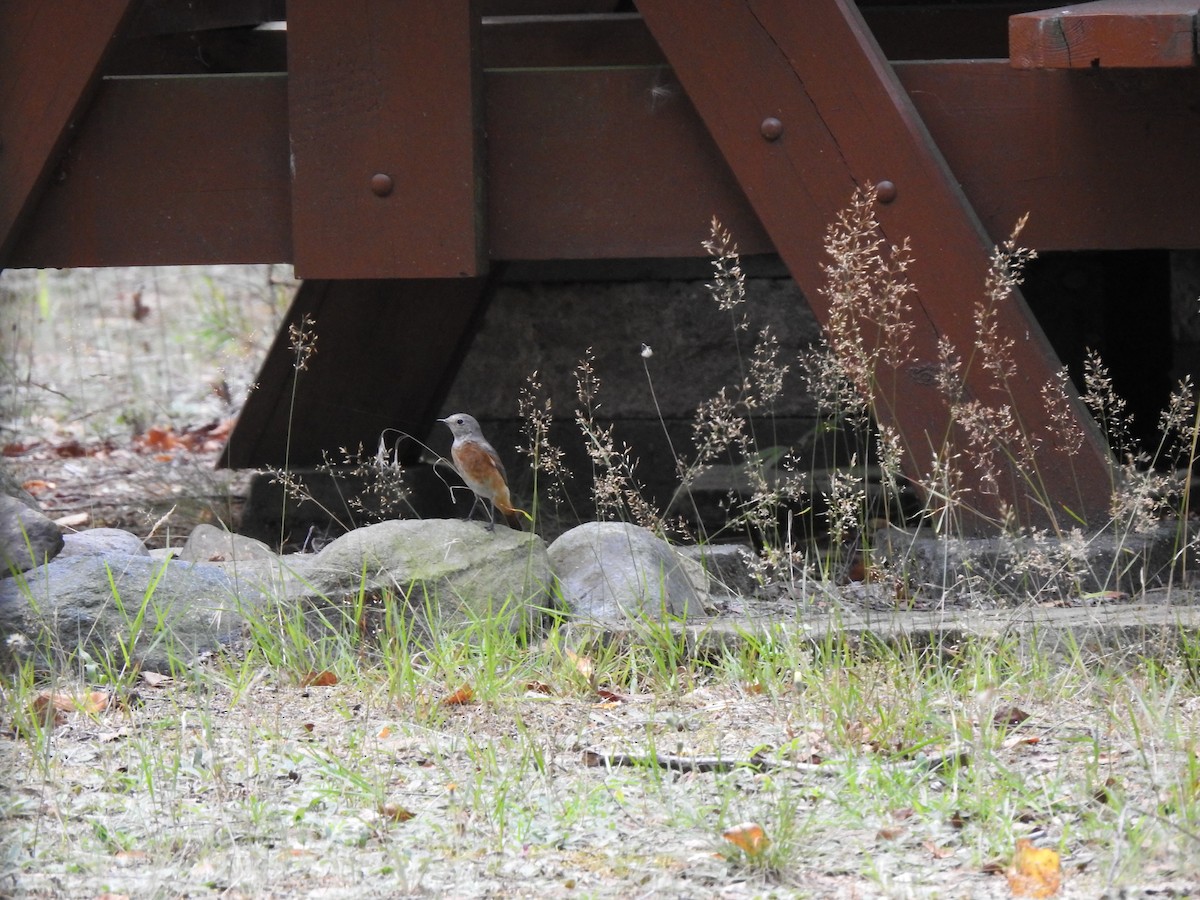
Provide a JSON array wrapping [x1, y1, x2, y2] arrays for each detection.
[[219, 276, 497, 469], [638, 0, 1114, 529]]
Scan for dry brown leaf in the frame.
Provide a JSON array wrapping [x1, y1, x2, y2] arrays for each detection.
[[54, 512, 89, 528], [723, 821, 770, 858], [299, 670, 338, 688], [380, 802, 415, 823], [1006, 839, 1062, 897], [443, 684, 475, 706], [524, 680, 554, 695], [595, 688, 626, 703], [565, 649, 594, 683], [993, 706, 1031, 727], [876, 825, 905, 840], [923, 840, 956, 859], [140, 671, 172, 688]]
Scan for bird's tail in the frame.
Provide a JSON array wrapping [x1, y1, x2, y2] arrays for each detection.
[[497, 501, 532, 531]]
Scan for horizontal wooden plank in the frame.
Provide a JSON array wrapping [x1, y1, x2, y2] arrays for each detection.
[[7, 75, 292, 267], [7, 61, 1200, 268], [1010, 0, 1199, 68]]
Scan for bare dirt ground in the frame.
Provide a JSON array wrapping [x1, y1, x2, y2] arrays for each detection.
[[3, 267, 1200, 898]]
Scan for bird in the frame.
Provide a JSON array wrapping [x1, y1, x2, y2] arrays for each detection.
[[438, 413, 528, 531]]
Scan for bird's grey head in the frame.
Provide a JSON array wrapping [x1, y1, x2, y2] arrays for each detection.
[[439, 413, 481, 439]]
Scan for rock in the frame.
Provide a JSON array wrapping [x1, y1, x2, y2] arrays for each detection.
[[0, 466, 41, 510], [179, 523, 275, 563], [60, 527, 150, 558], [0, 554, 261, 673], [0, 494, 63, 575], [548, 522, 705, 622], [292, 519, 555, 632]]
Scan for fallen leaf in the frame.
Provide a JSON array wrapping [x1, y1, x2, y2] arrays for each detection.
[[1006, 839, 1062, 897], [380, 802, 415, 823], [595, 688, 626, 703], [443, 684, 475, 706], [140, 671, 172, 688], [54, 512, 89, 528], [923, 840, 956, 859], [876, 825, 905, 840], [1003, 734, 1041, 749], [993, 706, 1031, 727], [524, 680, 554, 695], [21, 479, 55, 494], [299, 670, 338, 688], [377, 725, 394, 739], [565, 649, 594, 684], [723, 821, 770, 858]]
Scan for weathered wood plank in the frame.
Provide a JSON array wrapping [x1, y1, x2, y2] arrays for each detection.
[[7, 75, 292, 267], [288, 0, 486, 279], [638, 0, 1113, 528], [220, 277, 496, 469], [0, 1, 137, 259], [1011, 0, 1199, 69], [8, 61, 1200, 269]]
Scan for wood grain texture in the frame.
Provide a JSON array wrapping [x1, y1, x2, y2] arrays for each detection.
[[1011, 0, 1199, 69]]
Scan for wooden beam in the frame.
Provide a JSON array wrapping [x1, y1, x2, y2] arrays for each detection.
[[1011, 1, 1199, 69], [220, 277, 496, 469], [8, 61, 1200, 269], [0, 1, 137, 260], [287, 0, 487, 279], [637, 0, 1113, 529]]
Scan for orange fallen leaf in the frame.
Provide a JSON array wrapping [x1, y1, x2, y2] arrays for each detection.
[[443, 684, 475, 706], [565, 648, 594, 683], [299, 670, 338, 688], [379, 802, 415, 822], [1007, 839, 1061, 897], [21, 479, 54, 494], [923, 840, 956, 859], [377, 725, 394, 739], [723, 822, 770, 858]]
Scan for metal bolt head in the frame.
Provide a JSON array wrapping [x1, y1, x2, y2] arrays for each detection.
[[760, 117, 783, 141], [875, 180, 897, 203], [370, 173, 394, 197]]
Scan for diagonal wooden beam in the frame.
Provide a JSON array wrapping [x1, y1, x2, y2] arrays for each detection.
[[0, 1, 137, 260], [637, 0, 1114, 530], [220, 276, 497, 469]]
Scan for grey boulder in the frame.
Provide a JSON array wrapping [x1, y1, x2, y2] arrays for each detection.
[[548, 522, 705, 622], [0, 554, 260, 673], [0, 494, 63, 575]]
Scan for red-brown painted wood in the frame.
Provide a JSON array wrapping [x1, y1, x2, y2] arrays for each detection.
[[9, 60, 1200, 269], [637, 0, 1113, 528], [220, 276, 496, 469], [287, 0, 486, 279], [0, 1, 137, 259], [1011, 1, 1199, 69]]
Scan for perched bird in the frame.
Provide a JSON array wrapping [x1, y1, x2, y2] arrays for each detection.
[[439, 413, 527, 530]]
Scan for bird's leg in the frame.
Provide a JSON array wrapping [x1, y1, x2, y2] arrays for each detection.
[[485, 500, 497, 532]]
